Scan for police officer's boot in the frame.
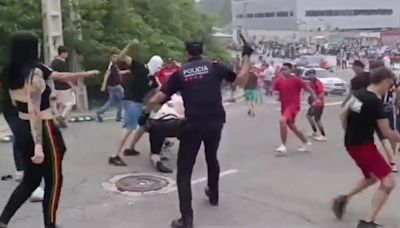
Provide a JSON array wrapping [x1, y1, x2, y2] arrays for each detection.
[[171, 217, 193, 228], [204, 187, 218, 206]]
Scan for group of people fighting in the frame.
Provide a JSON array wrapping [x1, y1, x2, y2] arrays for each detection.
[[0, 29, 399, 228]]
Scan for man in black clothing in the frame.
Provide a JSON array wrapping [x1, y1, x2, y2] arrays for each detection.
[[50, 46, 75, 127], [138, 39, 253, 228], [333, 67, 398, 228], [108, 41, 163, 166]]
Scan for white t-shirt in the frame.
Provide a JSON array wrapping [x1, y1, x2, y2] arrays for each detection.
[[151, 94, 184, 119]]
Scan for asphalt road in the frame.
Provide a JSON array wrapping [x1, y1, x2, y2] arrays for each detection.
[[0, 84, 399, 228]]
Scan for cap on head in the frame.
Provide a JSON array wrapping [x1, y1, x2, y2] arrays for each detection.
[[185, 41, 203, 56]]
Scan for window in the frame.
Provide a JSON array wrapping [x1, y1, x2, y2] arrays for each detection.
[[264, 12, 275, 17], [255, 13, 264, 18], [236, 14, 244, 19], [276, 11, 289, 17], [290, 11, 294, 16], [246, 13, 254, 18], [305, 10, 326, 17], [306, 9, 393, 17]]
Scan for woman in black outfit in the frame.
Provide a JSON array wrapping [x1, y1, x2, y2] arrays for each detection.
[[0, 31, 98, 228]]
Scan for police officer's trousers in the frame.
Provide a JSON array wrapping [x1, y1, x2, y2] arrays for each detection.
[[177, 121, 223, 221]]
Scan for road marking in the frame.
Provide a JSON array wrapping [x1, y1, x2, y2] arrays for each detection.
[[166, 169, 239, 193], [191, 169, 239, 185]]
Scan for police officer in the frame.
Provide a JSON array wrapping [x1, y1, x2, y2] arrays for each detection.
[[138, 39, 253, 228]]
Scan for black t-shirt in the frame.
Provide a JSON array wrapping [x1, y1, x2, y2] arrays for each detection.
[[123, 60, 153, 103], [161, 57, 237, 123], [50, 58, 70, 90], [350, 72, 370, 91], [107, 64, 122, 87], [345, 90, 386, 147]]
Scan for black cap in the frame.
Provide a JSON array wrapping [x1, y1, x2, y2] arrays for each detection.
[[185, 42, 203, 56]]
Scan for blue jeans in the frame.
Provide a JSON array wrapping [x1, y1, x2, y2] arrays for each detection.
[[4, 112, 24, 172], [97, 85, 124, 119]]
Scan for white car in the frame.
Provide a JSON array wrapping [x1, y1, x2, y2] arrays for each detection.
[[296, 67, 347, 95]]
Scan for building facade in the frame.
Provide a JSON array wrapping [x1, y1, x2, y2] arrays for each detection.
[[232, 0, 400, 32]]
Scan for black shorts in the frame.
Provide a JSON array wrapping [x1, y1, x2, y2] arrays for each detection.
[[307, 106, 324, 121], [377, 111, 397, 140]]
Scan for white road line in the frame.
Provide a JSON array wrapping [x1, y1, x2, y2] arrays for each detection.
[[166, 169, 239, 193]]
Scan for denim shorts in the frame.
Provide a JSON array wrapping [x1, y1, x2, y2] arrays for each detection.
[[122, 100, 143, 131]]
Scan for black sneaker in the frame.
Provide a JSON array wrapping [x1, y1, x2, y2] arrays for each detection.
[[171, 218, 193, 228], [108, 156, 127, 166], [156, 161, 173, 173], [357, 220, 382, 228], [332, 195, 348, 220], [96, 112, 103, 123], [205, 187, 218, 206], [123, 148, 141, 156]]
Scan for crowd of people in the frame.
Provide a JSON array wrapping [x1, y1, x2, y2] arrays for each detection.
[[0, 29, 400, 228]]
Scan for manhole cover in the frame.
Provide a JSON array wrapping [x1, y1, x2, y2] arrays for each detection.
[[115, 175, 169, 192]]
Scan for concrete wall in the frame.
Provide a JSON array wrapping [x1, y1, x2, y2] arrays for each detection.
[[232, 0, 400, 32]]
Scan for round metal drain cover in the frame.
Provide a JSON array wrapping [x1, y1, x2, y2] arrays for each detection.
[[115, 175, 169, 192]]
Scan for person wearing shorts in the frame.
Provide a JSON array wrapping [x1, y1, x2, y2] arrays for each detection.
[[305, 69, 327, 141], [273, 63, 317, 155], [244, 70, 258, 117], [108, 42, 163, 166], [333, 67, 398, 228]]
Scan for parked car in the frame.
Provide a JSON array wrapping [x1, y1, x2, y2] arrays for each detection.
[[295, 55, 324, 68], [296, 67, 347, 95]]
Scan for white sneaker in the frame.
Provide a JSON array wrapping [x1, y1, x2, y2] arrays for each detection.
[[298, 141, 312, 152], [276, 144, 287, 155], [308, 132, 318, 137], [314, 135, 328, 142], [14, 171, 23, 182], [30, 187, 44, 202]]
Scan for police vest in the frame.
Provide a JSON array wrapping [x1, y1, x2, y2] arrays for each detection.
[[178, 59, 225, 121]]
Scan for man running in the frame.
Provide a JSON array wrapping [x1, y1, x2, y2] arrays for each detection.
[[305, 69, 327, 141], [333, 67, 398, 228], [274, 63, 317, 154], [344, 60, 398, 172]]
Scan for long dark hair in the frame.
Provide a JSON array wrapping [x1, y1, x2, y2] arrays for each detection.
[[5, 31, 39, 90]]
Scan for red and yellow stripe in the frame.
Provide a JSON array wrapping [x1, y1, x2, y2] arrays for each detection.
[[44, 120, 63, 224]]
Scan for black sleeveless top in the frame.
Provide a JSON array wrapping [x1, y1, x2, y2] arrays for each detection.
[[14, 63, 53, 114]]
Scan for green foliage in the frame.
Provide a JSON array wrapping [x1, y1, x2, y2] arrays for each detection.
[[0, 0, 231, 76]]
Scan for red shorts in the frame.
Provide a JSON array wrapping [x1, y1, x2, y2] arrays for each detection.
[[347, 142, 391, 180], [282, 107, 299, 124]]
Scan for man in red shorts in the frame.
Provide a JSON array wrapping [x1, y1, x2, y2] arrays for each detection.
[[333, 67, 398, 228], [273, 63, 317, 155]]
